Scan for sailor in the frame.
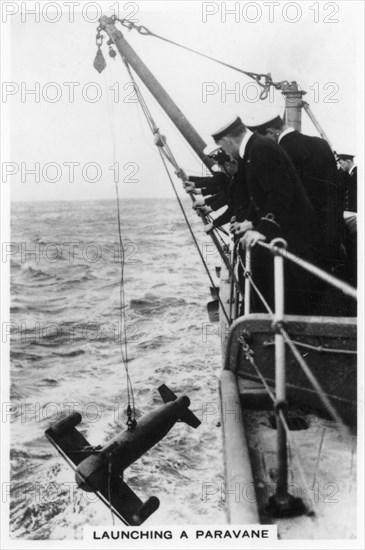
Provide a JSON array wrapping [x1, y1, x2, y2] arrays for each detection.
[[180, 145, 246, 232], [182, 146, 231, 212], [211, 116, 318, 314], [182, 146, 230, 198], [245, 111, 344, 275], [337, 154, 357, 285], [337, 154, 357, 213]]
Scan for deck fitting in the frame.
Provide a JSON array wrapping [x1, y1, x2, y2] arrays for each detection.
[[266, 493, 307, 518]]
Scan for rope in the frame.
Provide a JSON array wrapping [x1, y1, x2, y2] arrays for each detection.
[[112, 16, 290, 99], [239, 333, 317, 513], [236, 244, 349, 436], [104, 18, 354, 522], [207, 216, 230, 245], [157, 149, 231, 324], [258, 241, 357, 300], [119, 58, 245, 322], [280, 326, 349, 435], [311, 427, 326, 488], [235, 239, 354, 516], [237, 250, 274, 315], [104, 67, 136, 425], [263, 339, 357, 355], [210, 221, 230, 239], [239, 341, 276, 403], [147, 30, 263, 80], [120, 56, 244, 298]]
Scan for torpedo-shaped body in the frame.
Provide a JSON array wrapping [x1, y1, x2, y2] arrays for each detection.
[[75, 386, 200, 492], [46, 385, 200, 524]]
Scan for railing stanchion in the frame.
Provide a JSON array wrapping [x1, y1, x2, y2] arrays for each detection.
[[267, 239, 306, 517], [244, 248, 251, 316], [229, 238, 236, 321], [274, 240, 288, 497]]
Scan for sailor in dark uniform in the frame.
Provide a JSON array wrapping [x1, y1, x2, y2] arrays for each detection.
[[182, 146, 229, 201], [337, 154, 357, 284], [337, 154, 357, 213], [245, 113, 344, 276], [183, 166, 228, 218], [181, 146, 247, 231], [182, 147, 230, 207], [210, 116, 318, 314]]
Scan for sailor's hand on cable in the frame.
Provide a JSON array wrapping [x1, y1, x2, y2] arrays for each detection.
[[194, 202, 212, 215], [193, 197, 206, 208], [175, 168, 188, 180], [183, 182, 201, 195], [232, 220, 254, 236], [204, 222, 214, 234], [240, 230, 266, 249], [199, 205, 212, 215]]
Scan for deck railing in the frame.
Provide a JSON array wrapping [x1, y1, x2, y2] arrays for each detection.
[[233, 237, 357, 515]]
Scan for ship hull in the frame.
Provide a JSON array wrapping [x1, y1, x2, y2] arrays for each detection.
[[224, 313, 356, 424]]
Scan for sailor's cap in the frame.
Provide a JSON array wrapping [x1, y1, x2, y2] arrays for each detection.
[[243, 106, 283, 130], [203, 141, 221, 156], [337, 154, 355, 161], [211, 116, 243, 142]]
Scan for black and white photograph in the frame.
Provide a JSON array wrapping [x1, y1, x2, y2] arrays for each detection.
[[1, 1, 363, 548]]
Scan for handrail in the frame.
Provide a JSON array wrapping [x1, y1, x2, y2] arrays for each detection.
[[235, 237, 354, 515], [271, 240, 291, 509], [244, 248, 251, 316], [237, 238, 353, 430], [257, 241, 357, 300]]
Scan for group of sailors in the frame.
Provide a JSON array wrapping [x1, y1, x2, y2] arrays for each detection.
[[178, 112, 357, 316]]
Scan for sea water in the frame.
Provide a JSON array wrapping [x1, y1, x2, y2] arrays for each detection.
[[9, 198, 226, 539]]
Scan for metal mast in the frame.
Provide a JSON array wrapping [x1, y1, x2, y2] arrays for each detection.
[[98, 16, 211, 167], [98, 16, 234, 278], [282, 82, 333, 148], [282, 82, 306, 131]]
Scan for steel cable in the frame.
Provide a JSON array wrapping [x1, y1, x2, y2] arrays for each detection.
[[236, 243, 350, 436]]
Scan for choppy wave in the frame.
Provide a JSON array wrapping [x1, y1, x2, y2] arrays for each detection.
[[9, 199, 225, 539]]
